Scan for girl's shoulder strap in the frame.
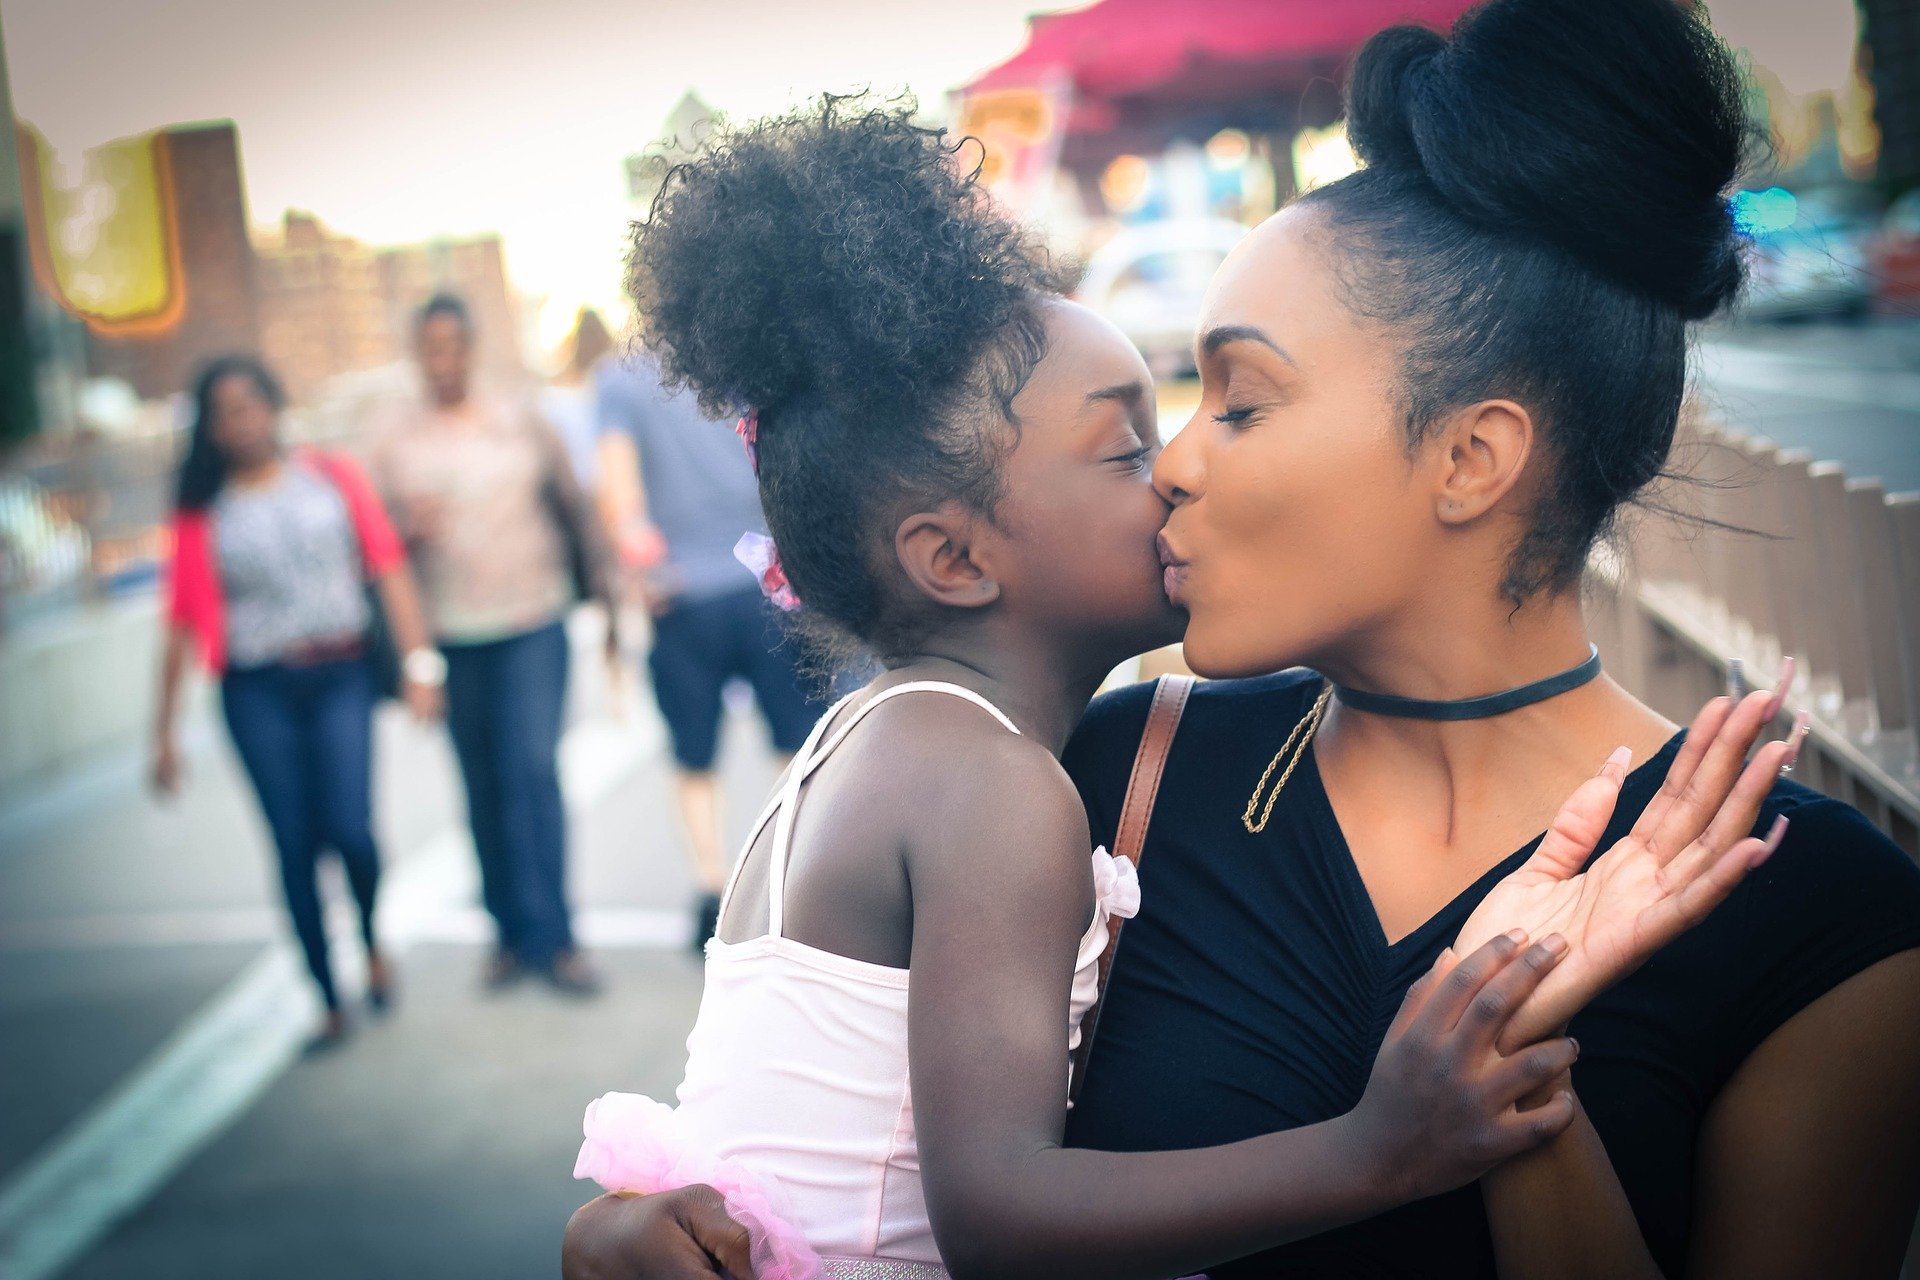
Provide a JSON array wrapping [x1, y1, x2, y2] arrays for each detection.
[[761, 680, 1022, 939]]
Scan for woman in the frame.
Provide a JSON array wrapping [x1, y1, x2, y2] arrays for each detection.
[[152, 355, 441, 1049], [569, 0, 1920, 1273], [372, 293, 618, 995]]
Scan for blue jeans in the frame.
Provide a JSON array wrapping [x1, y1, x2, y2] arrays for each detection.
[[221, 658, 381, 1011], [442, 619, 574, 968]]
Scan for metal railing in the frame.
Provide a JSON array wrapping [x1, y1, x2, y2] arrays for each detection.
[[1590, 409, 1920, 855]]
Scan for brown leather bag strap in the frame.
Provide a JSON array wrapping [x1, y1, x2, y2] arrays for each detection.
[[1069, 673, 1194, 1104]]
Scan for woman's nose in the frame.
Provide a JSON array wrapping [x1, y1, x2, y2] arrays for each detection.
[[1153, 421, 1201, 506]]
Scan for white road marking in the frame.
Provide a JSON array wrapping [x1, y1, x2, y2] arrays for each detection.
[[0, 710, 660, 1280], [0, 905, 693, 954]]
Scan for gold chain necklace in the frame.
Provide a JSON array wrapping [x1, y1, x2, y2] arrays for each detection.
[[1242, 682, 1333, 834]]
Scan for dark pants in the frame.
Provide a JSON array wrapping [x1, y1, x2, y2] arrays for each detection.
[[442, 619, 573, 968], [221, 658, 381, 1011]]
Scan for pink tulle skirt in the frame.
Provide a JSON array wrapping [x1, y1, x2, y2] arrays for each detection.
[[576, 1091, 828, 1280], [578, 1091, 1210, 1280]]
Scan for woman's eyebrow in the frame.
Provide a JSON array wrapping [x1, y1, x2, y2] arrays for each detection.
[[1200, 324, 1296, 364]]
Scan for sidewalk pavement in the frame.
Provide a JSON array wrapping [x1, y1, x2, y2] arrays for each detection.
[[0, 611, 789, 1279]]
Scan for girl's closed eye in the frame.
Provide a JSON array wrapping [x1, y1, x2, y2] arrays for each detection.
[[1105, 443, 1152, 470]]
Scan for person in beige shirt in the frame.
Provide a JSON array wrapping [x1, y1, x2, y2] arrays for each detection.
[[372, 292, 615, 995]]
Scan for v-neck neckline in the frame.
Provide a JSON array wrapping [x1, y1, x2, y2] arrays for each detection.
[[1294, 730, 1687, 958]]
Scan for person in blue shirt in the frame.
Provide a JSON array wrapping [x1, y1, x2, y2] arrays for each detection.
[[595, 352, 827, 949]]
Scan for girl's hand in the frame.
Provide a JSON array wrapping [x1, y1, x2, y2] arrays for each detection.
[[562, 1187, 752, 1280], [1348, 931, 1581, 1203], [1454, 673, 1802, 1055]]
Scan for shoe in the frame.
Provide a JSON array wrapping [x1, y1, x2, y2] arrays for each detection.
[[482, 948, 522, 992], [543, 949, 603, 997], [304, 1009, 350, 1055], [692, 892, 723, 955], [366, 948, 396, 1015]]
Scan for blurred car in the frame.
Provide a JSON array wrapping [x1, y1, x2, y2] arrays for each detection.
[[1075, 218, 1248, 376], [1870, 189, 1920, 314], [1740, 187, 1877, 322]]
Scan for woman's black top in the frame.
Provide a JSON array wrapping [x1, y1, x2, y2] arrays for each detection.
[[1061, 671, 1920, 1278]]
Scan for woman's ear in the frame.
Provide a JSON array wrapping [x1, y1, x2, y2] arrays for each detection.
[[1434, 398, 1535, 525], [895, 506, 1001, 611]]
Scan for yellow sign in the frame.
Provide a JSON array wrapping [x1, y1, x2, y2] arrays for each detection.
[[17, 124, 184, 335]]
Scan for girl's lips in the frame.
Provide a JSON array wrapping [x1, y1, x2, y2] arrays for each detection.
[[1157, 533, 1190, 604]]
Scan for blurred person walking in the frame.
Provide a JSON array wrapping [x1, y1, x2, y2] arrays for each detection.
[[373, 294, 616, 995], [151, 355, 441, 1050], [595, 352, 826, 951], [541, 308, 616, 489]]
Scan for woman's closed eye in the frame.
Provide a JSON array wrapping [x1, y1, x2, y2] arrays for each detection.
[[1105, 444, 1153, 470], [1213, 406, 1261, 429]]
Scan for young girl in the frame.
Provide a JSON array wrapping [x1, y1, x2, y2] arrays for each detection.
[[569, 99, 1791, 1280]]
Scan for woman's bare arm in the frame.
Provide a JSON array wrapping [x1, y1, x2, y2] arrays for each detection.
[[149, 625, 194, 795], [1683, 949, 1920, 1278], [372, 562, 442, 721], [1482, 949, 1920, 1280]]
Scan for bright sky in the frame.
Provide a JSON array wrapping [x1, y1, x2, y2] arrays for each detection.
[[0, 0, 1863, 339]]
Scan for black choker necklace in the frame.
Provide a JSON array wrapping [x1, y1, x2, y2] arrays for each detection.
[[1334, 646, 1603, 721]]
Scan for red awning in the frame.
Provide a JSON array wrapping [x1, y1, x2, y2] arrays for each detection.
[[966, 0, 1474, 109]]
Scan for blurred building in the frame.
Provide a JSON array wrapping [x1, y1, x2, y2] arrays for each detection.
[[16, 119, 527, 414], [255, 212, 390, 405], [230, 212, 527, 405], [624, 91, 721, 212]]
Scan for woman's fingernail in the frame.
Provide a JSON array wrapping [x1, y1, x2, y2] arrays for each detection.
[[1504, 928, 1528, 947], [1763, 656, 1797, 720], [1569, 1037, 1580, 1057], [1763, 813, 1789, 854], [1782, 711, 1810, 771], [1602, 745, 1632, 775], [1543, 933, 1570, 958]]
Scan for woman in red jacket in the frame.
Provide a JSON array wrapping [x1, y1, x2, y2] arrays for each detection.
[[151, 355, 441, 1048]]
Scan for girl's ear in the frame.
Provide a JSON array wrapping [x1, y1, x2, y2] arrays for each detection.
[[895, 506, 1001, 611]]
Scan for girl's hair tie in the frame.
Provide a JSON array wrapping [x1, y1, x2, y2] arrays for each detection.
[[733, 531, 799, 612]]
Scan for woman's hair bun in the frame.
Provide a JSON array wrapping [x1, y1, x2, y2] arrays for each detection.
[[1344, 0, 1752, 320], [626, 94, 1052, 423], [1344, 24, 1447, 178]]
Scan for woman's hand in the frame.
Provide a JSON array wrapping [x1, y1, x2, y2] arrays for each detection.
[[149, 734, 183, 796], [1454, 675, 1801, 1054], [1348, 930, 1582, 1203], [561, 1188, 752, 1280], [401, 676, 443, 723]]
